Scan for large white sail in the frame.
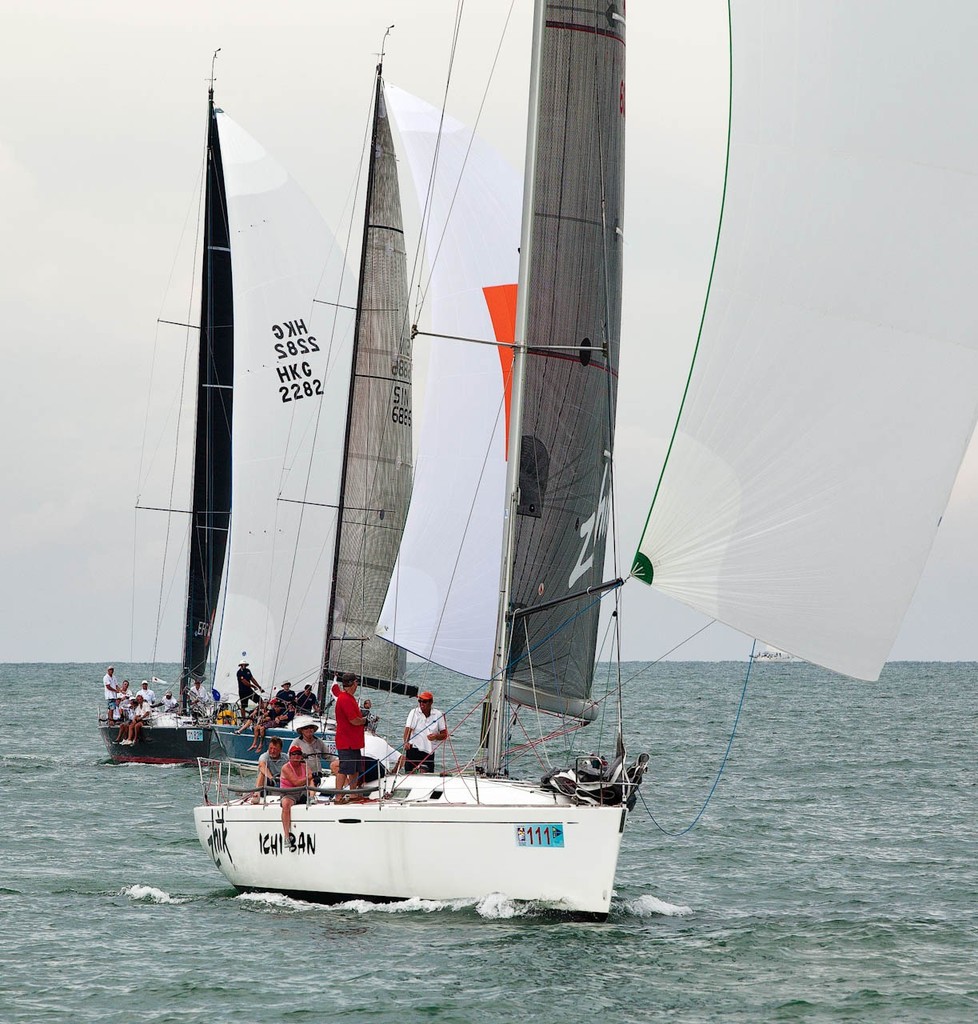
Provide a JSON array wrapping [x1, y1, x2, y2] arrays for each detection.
[[212, 112, 355, 698], [633, 3, 978, 680], [376, 86, 522, 679]]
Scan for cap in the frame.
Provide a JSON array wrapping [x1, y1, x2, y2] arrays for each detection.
[[288, 745, 304, 755], [419, 691, 434, 701]]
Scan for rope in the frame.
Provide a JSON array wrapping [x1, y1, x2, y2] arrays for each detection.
[[642, 640, 754, 837]]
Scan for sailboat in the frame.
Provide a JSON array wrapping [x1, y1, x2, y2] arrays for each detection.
[[211, 47, 416, 771], [103, 69, 357, 764], [100, 81, 234, 765], [193, 1, 978, 916]]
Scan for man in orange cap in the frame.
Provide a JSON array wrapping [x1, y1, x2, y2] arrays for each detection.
[[401, 691, 448, 773]]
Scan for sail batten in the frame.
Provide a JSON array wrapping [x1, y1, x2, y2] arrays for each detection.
[[634, 2, 978, 681]]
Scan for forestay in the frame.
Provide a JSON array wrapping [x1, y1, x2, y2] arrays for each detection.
[[633, 2, 978, 680], [212, 112, 355, 698]]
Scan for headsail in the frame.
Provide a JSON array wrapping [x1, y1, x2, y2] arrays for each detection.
[[376, 86, 522, 679], [180, 91, 233, 696], [210, 112, 355, 698], [324, 72, 414, 694], [505, 2, 626, 718], [633, 3, 978, 680]]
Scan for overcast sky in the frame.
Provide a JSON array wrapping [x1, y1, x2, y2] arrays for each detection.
[[1, 0, 975, 666]]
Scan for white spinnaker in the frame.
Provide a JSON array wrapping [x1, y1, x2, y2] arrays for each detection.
[[376, 86, 522, 679], [634, 2, 978, 680], [212, 112, 355, 698]]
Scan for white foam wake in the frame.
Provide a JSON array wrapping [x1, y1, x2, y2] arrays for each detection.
[[624, 893, 693, 918], [235, 891, 312, 911], [122, 884, 189, 905]]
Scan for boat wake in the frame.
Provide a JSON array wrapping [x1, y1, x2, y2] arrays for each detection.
[[233, 891, 530, 918], [620, 894, 693, 918], [122, 884, 190, 905]]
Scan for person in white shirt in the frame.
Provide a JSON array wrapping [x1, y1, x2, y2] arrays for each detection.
[[138, 680, 156, 705], [187, 679, 213, 716], [161, 691, 180, 713], [401, 691, 448, 773], [103, 666, 120, 710], [123, 694, 152, 745]]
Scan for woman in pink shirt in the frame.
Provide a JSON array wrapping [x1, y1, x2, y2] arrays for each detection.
[[279, 745, 313, 844]]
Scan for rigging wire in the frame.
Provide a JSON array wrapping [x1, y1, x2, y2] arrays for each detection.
[[640, 640, 755, 838]]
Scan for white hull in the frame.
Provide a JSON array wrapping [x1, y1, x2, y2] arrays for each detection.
[[194, 775, 627, 917]]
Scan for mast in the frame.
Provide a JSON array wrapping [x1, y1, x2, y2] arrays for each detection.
[[320, 40, 413, 701], [180, 70, 233, 701], [485, 0, 547, 776]]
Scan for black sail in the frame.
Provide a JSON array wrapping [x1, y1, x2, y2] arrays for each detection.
[[322, 71, 413, 696], [507, 3, 625, 717], [180, 93, 233, 697]]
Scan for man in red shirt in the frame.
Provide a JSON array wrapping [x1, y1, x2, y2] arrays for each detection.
[[333, 673, 369, 799]]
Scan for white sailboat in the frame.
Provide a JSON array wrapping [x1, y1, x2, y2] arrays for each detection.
[[193, 1, 978, 917]]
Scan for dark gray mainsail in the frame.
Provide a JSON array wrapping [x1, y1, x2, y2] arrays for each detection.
[[180, 88, 233, 699], [506, 3, 625, 718], [322, 69, 414, 697]]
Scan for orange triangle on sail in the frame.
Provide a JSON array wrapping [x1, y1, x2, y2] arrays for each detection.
[[482, 283, 518, 461]]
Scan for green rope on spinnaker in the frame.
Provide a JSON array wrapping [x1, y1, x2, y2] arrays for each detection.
[[630, 0, 735, 585]]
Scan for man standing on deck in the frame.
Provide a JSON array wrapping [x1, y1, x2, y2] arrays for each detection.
[[236, 661, 261, 714], [103, 666, 120, 712], [401, 691, 448, 773], [333, 674, 369, 798]]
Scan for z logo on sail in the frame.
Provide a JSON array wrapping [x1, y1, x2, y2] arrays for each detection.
[[569, 461, 610, 588]]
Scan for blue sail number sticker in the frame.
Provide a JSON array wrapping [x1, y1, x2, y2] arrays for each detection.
[[515, 823, 564, 848], [186, 729, 204, 742]]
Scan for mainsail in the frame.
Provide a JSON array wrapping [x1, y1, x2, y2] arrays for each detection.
[[180, 90, 233, 696], [504, 3, 626, 718], [210, 112, 355, 698], [323, 71, 414, 693], [633, 3, 978, 680]]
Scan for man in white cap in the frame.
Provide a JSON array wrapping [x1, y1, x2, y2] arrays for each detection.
[[138, 679, 156, 705]]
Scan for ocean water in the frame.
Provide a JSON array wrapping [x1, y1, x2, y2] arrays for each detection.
[[1, 661, 975, 1023]]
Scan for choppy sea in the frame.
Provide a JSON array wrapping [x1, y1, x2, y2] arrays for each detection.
[[1, 660, 975, 1022]]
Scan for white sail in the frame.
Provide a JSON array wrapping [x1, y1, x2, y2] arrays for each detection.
[[633, 3, 978, 680], [212, 112, 355, 698], [376, 86, 522, 679]]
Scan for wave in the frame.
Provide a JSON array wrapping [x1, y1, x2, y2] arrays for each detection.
[[121, 884, 190, 905], [621, 893, 693, 917]]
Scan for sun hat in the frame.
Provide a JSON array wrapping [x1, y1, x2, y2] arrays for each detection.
[[293, 715, 319, 734]]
